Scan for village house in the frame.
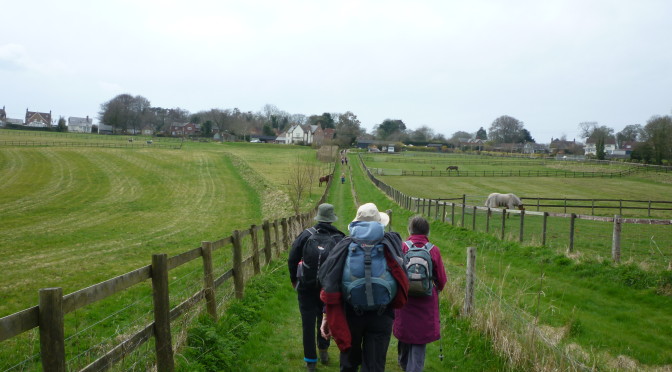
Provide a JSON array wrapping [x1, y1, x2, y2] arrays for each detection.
[[169, 122, 199, 136], [25, 108, 52, 127], [67, 116, 93, 133], [584, 135, 617, 156]]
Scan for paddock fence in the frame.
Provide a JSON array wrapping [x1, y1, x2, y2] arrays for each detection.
[[0, 170, 335, 372], [0, 141, 182, 150], [359, 154, 672, 271], [358, 154, 670, 371]]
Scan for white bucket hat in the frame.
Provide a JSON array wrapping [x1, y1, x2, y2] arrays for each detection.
[[352, 202, 389, 226]]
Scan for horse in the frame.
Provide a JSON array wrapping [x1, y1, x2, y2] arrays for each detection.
[[319, 174, 332, 187], [446, 166, 459, 171], [484, 193, 524, 217]]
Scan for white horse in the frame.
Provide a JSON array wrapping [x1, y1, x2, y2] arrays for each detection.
[[485, 193, 524, 216]]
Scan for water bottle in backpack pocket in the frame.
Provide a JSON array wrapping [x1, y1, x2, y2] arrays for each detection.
[[404, 241, 434, 297], [342, 240, 397, 313]]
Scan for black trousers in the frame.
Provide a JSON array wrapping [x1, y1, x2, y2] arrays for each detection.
[[298, 287, 330, 362], [340, 306, 394, 372]]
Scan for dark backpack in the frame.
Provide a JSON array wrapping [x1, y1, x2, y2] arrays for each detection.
[[404, 241, 434, 297], [342, 239, 397, 313], [298, 227, 338, 288]]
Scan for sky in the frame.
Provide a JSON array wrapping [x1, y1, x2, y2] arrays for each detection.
[[2, 0, 671, 143]]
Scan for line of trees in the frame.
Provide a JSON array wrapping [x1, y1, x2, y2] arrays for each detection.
[[97, 93, 672, 164]]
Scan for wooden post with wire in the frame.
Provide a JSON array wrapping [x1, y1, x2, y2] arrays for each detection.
[[463, 247, 476, 316], [612, 215, 621, 263], [201, 241, 217, 320]]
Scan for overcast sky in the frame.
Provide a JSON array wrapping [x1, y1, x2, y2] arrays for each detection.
[[2, 0, 671, 142]]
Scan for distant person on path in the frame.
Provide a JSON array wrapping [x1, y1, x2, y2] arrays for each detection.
[[341, 173, 346, 184], [393, 215, 447, 372], [318, 203, 409, 372], [289, 204, 346, 371]]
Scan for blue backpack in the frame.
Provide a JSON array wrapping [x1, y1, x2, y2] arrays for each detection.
[[342, 239, 397, 313], [403, 241, 434, 297]]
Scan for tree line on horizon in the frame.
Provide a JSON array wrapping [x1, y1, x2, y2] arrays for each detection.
[[96, 93, 672, 164]]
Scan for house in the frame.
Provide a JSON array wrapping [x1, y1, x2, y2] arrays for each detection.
[[141, 125, 154, 136], [458, 138, 485, 151], [169, 122, 200, 136], [549, 138, 580, 155], [523, 142, 549, 155], [68, 116, 93, 133], [310, 126, 336, 146], [285, 124, 312, 144], [275, 132, 288, 144], [584, 135, 617, 156], [25, 108, 52, 127]]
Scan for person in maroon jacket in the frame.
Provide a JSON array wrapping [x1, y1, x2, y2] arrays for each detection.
[[393, 215, 448, 372]]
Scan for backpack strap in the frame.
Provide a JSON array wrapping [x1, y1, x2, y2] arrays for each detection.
[[307, 227, 318, 236]]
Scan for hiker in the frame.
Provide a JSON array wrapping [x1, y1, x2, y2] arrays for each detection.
[[288, 203, 346, 371], [341, 173, 346, 184], [318, 203, 409, 372], [393, 215, 447, 372]]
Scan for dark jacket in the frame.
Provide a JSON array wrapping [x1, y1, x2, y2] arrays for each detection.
[[288, 222, 345, 285], [318, 221, 409, 352]]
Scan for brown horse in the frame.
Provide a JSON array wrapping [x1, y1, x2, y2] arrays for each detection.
[[319, 174, 332, 186], [446, 166, 459, 171]]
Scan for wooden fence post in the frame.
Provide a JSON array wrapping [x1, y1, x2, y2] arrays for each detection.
[[442, 202, 446, 223], [250, 225, 260, 275], [463, 247, 476, 316], [519, 210, 525, 243], [460, 202, 466, 228], [281, 218, 289, 252], [568, 213, 576, 252], [151, 254, 175, 372], [263, 220, 272, 265], [201, 242, 218, 321], [472, 206, 477, 230], [542, 212, 548, 246], [612, 215, 621, 263], [273, 219, 281, 257], [486, 208, 491, 233], [501, 209, 507, 240], [451, 203, 455, 226], [39, 288, 66, 372], [232, 230, 245, 299]]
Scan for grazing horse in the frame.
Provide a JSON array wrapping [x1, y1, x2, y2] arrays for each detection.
[[319, 174, 332, 187], [446, 166, 459, 171], [484, 193, 524, 217]]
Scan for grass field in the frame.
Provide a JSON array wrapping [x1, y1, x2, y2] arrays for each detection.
[[2, 134, 671, 370], [0, 131, 325, 370]]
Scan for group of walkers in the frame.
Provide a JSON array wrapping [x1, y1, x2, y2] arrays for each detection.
[[288, 202, 447, 372]]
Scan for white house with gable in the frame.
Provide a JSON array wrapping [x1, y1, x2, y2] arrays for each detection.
[[68, 116, 93, 133], [285, 124, 313, 144]]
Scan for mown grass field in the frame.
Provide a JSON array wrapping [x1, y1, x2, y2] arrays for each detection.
[[0, 131, 324, 370]]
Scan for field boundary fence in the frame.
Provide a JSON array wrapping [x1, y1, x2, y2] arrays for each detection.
[[360, 154, 671, 265], [357, 153, 671, 370], [0, 168, 335, 372]]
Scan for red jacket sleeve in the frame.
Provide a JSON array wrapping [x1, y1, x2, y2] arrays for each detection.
[[431, 246, 448, 291]]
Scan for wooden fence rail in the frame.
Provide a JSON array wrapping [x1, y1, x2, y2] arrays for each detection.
[[358, 154, 672, 267], [0, 169, 335, 372]]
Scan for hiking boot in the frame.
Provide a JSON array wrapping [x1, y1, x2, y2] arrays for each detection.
[[306, 362, 317, 372], [319, 348, 329, 365]]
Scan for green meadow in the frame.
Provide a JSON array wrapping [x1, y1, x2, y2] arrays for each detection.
[[1, 132, 671, 371]]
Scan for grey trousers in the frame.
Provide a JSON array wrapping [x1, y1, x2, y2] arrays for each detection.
[[398, 342, 427, 372]]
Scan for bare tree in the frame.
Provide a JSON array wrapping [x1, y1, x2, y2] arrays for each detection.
[[287, 155, 314, 214]]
